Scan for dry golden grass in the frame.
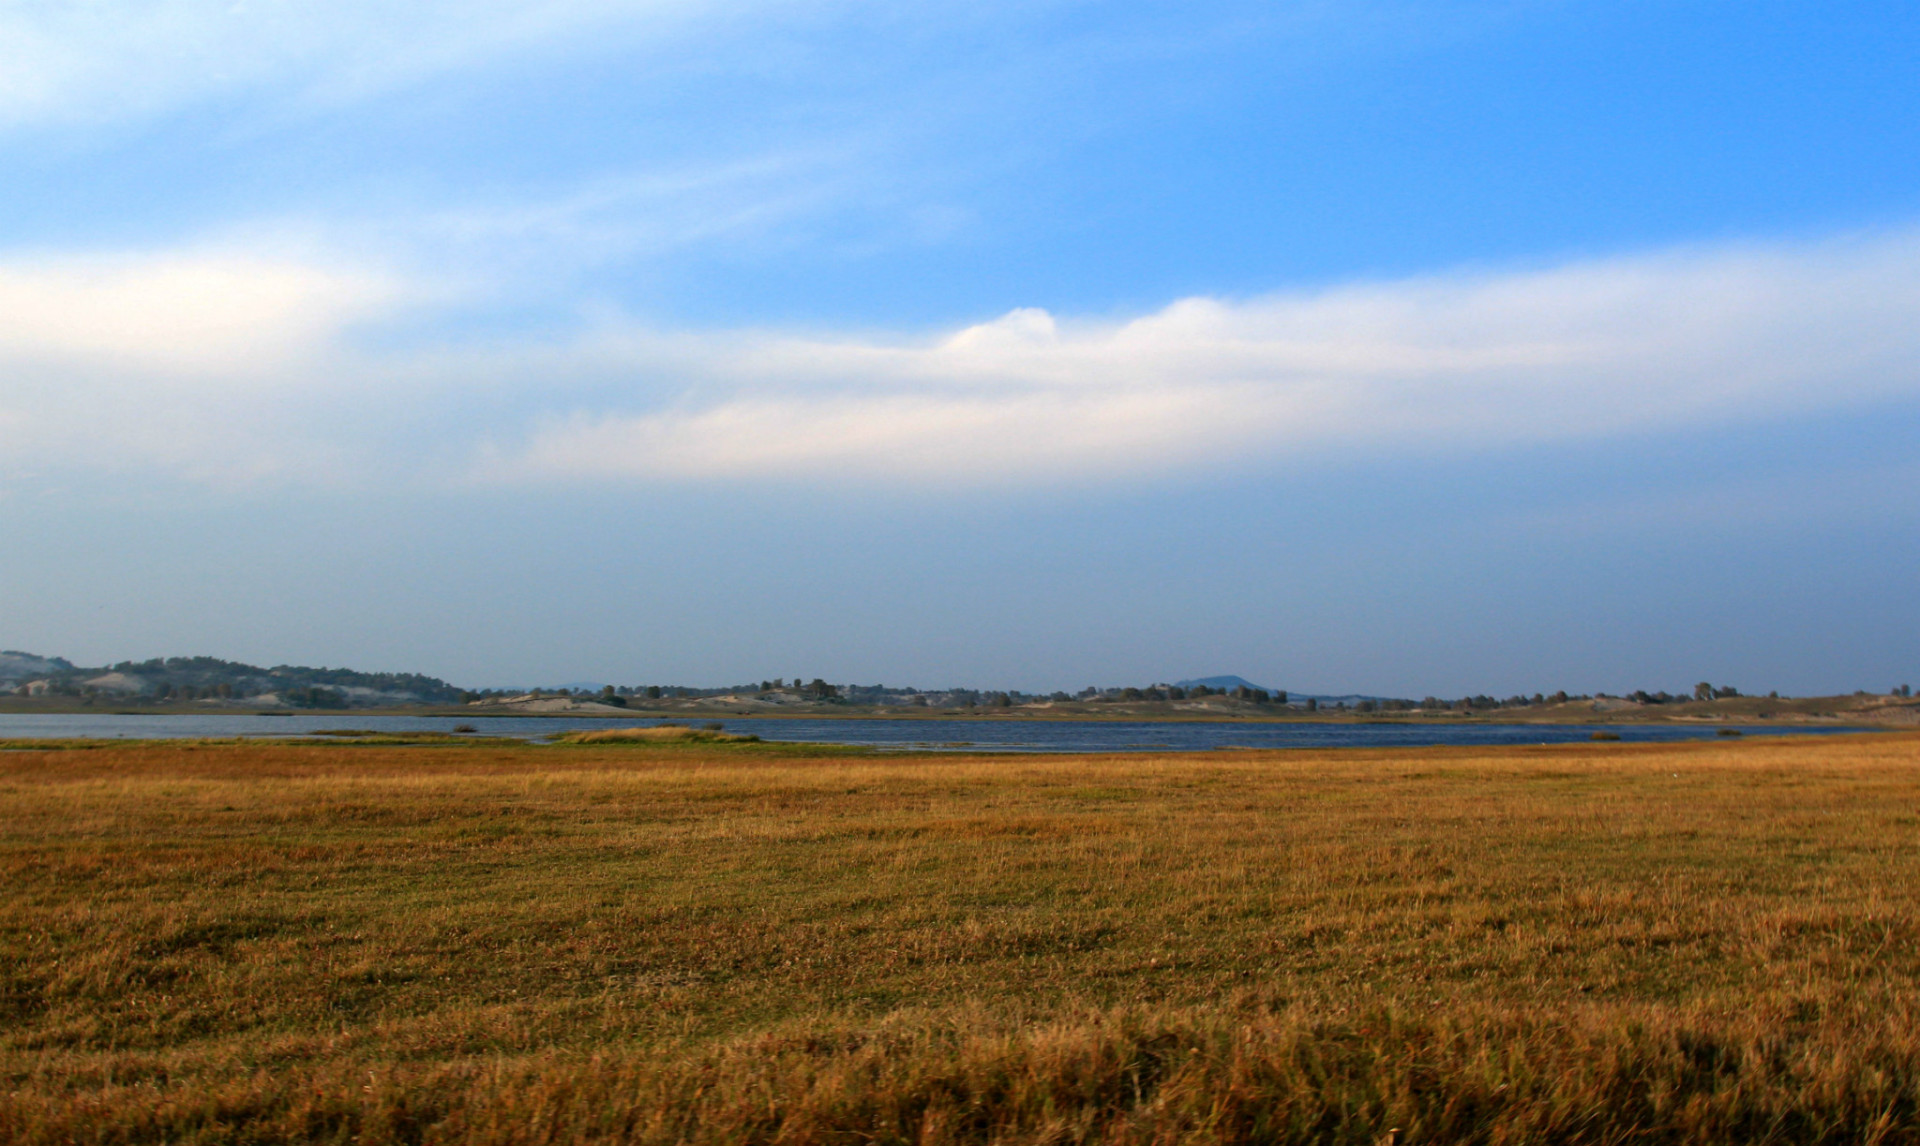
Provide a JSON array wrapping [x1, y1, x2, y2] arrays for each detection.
[[1, 733, 1918, 1143]]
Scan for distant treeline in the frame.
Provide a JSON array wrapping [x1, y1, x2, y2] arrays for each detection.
[[465, 680, 1292, 708], [468, 678, 850, 707], [472, 679, 1920, 712], [9, 649, 1912, 712]]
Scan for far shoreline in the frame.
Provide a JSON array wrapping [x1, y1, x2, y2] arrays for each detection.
[[0, 696, 1903, 728]]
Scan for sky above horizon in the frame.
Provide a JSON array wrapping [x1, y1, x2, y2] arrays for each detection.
[[2, 0, 1916, 696]]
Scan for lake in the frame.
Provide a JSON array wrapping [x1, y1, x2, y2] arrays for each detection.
[[0, 712, 1871, 752]]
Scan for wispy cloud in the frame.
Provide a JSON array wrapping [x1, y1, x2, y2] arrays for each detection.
[[403, 146, 892, 284], [2, 228, 1917, 492], [0, 0, 757, 129]]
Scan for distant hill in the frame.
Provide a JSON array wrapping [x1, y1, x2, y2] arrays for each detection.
[[0, 650, 74, 679], [1174, 676, 1404, 704], [1175, 675, 1280, 693], [0, 652, 466, 708]]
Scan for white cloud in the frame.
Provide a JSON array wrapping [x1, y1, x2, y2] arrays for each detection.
[[494, 229, 1920, 485], [507, 385, 1277, 483], [1, 227, 1917, 492], [0, 247, 407, 483], [0, 251, 399, 374]]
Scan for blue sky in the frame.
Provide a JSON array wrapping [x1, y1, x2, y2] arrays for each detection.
[[1, 0, 1916, 695]]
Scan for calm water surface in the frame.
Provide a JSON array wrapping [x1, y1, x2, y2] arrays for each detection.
[[0, 713, 1870, 752]]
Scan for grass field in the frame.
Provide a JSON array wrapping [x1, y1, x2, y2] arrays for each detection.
[[2, 732, 1918, 1143]]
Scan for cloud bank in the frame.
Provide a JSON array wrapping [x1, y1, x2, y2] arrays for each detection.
[[1, 229, 1917, 491], [0, 248, 408, 483], [497, 230, 1920, 484]]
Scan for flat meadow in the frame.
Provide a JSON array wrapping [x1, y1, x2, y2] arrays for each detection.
[[2, 731, 1918, 1144]]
